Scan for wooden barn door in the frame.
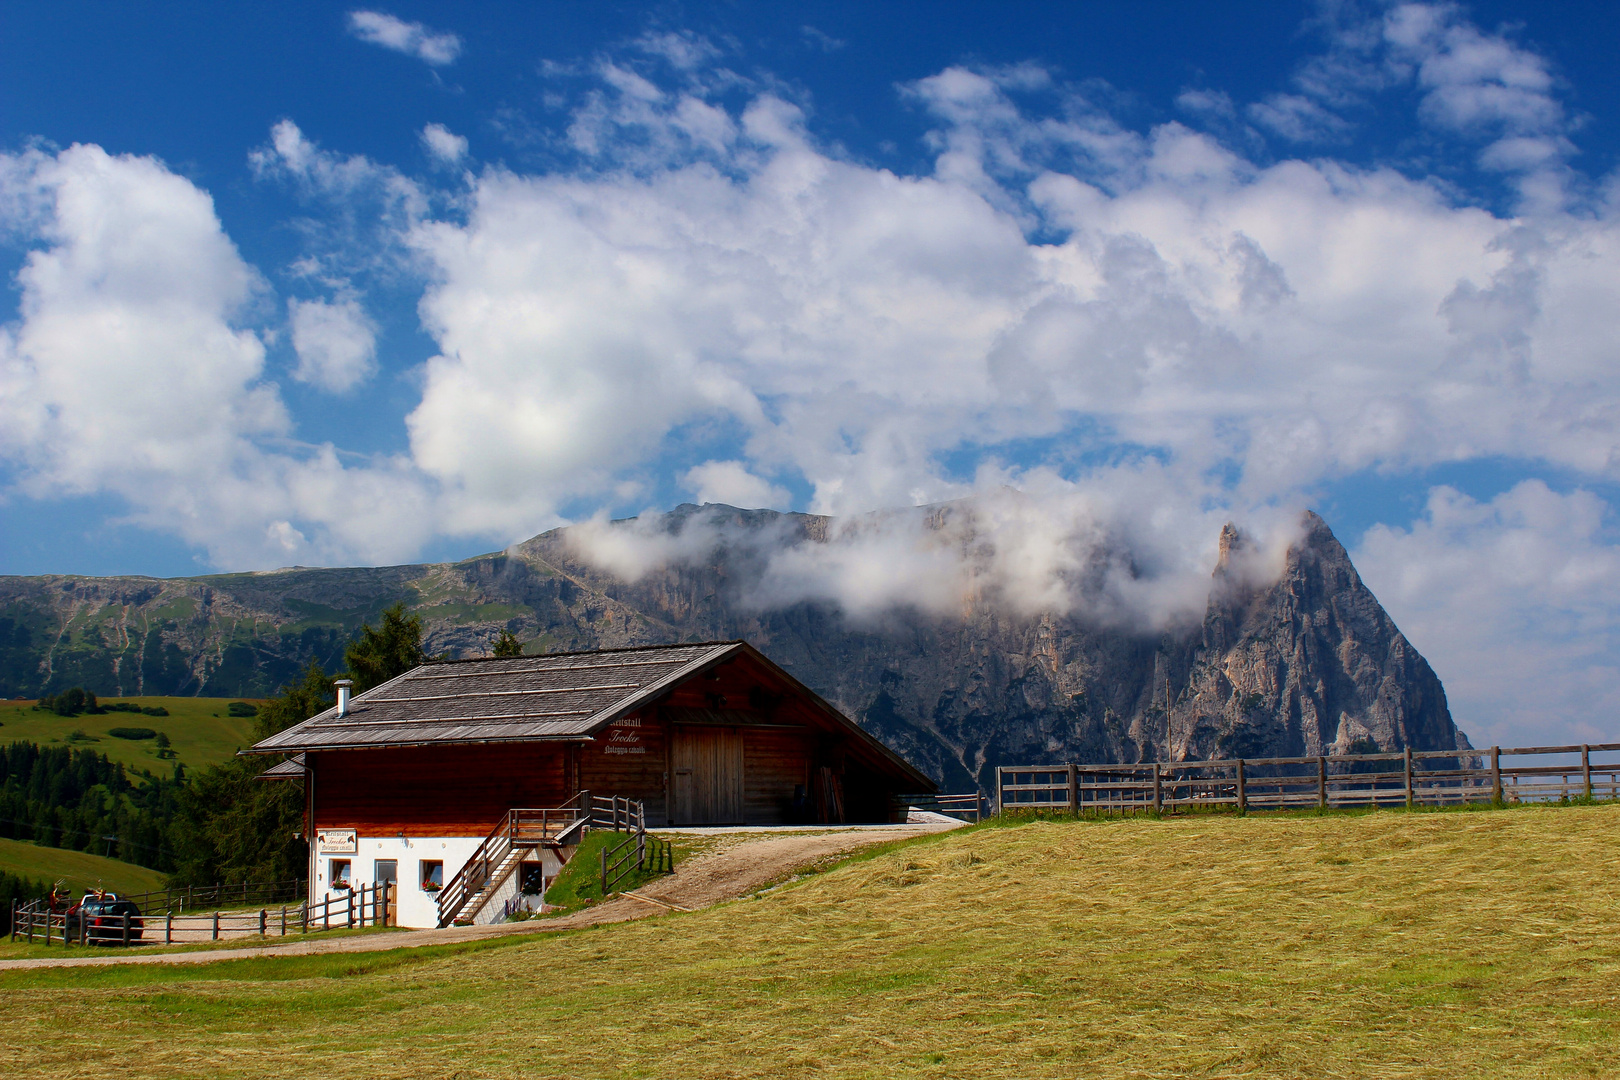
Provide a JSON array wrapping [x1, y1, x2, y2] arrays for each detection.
[[672, 727, 745, 824]]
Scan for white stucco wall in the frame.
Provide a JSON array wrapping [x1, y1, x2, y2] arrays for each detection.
[[312, 834, 567, 928]]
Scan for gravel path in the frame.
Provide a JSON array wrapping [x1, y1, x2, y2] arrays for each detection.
[[0, 819, 962, 972]]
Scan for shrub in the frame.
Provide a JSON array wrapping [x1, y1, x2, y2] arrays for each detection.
[[36, 687, 99, 716], [107, 727, 159, 741], [226, 701, 258, 717], [141, 705, 169, 717]]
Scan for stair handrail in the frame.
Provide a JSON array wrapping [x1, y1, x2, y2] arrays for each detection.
[[436, 797, 592, 927], [435, 809, 519, 928]]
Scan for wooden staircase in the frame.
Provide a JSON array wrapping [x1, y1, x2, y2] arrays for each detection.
[[435, 795, 590, 927], [437, 792, 675, 928]]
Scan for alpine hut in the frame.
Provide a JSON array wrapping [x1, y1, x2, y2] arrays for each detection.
[[247, 641, 934, 928]]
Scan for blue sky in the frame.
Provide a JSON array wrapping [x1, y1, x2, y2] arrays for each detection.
[[3, 2, 1619, 744]]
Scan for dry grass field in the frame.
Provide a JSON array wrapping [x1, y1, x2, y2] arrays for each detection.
[[1, 804, 1617, 1079]]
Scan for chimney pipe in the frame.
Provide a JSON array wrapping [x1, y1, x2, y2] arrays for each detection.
[[335, 679, 353, 717]]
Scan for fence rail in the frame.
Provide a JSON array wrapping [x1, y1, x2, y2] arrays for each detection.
[[595, 796, 675, 894], [119, 878, 308, 914], [997, 743, 1620, 814], [11, 882, 394, 948]]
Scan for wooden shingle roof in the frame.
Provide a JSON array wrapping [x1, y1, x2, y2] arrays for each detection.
[[247, 641, 741, 754], [259, 752, 307, 779]]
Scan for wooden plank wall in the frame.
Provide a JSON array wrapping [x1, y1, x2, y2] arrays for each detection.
[[312, 744, 570, 836], [743, 728, 811, 825], [578, 710, 669, 821]]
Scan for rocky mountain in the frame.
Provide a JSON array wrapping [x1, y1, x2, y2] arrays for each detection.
[[0, 506, 1465, 791]]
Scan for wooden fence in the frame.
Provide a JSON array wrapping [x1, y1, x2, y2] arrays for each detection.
[[997, 743, 1620, 814], [11, 882, 395, 948], [595, 795, 674, 894], [119, 877, 308, 914]]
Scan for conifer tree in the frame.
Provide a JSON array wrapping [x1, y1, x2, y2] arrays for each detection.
[[491, 628, 523, 658]]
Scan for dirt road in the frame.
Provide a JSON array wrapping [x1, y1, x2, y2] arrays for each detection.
[[0, 819, 961, 972]]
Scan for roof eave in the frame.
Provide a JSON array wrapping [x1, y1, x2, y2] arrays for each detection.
[[250, 733, 595, 755]]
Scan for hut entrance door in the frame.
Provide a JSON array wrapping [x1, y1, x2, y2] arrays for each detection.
[[672, 726, 745, 824]]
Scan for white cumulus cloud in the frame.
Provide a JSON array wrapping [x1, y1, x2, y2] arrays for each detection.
[[288, 296, 377, 392], [419, 122, 468, 164], [681, 461, 790, 509], [1355, 482, 1620, 749], [347, 10, 461, 66], [0, 144, 434, 568]]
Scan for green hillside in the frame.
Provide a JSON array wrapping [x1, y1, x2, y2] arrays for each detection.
[[0, 698, 259, 772], [0, 837, 166, 900], [1, 805, 1617, 1077]]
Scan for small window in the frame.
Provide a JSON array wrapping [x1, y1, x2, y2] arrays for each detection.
[[520, 864, 545, 895], [330, 859, 351, 890], [420, 860, 443, 892]]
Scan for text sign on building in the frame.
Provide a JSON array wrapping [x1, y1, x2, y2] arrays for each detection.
[[605, 715, 645, 755], [317, 829, 357, 853]]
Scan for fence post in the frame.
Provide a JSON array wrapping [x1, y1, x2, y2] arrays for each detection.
[[1151, 765, 1162, 813], [1317, 756, 1328, 809], [1067, 764, 1079, 813], [165, 912, 172, 945], [1236, 759, 1247, 813], [347, 891, 355, 930], [123, 911, 130, 948], [1491, 747, 1503, 803], [212, 911, 220, 941], [1404, 747, 1414, 808], [1583, 745, 1592, 798], [259, 909, 267, 936]]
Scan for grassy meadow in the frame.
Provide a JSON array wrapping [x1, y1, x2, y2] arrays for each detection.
[[0, 698, 259, 772], [2, 803, 1618, 1079], [0, 837, 166, 900]]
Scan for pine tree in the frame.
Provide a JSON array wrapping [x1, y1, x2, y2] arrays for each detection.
[[344, 602, 429, 692], [164, 663, 332, 888], [491, 628, 524, 658]]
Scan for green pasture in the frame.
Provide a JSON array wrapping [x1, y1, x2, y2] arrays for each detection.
[[0, 837, 165, 902], [0, 698, 258, 772], [1, 803, 1617, 1078]]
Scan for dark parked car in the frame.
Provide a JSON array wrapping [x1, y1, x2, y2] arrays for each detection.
[[66, 894, 145, 945]]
